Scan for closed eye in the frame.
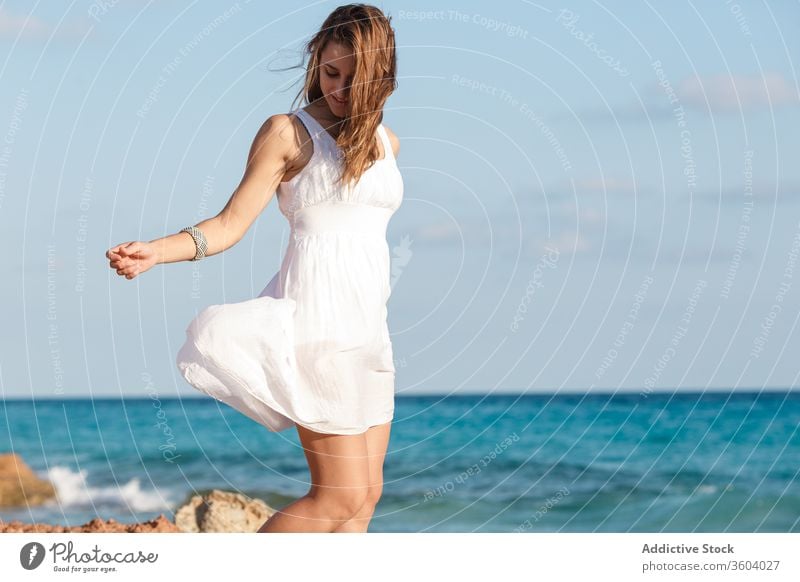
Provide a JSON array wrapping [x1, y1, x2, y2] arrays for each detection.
[[325, 68, 351, 82]]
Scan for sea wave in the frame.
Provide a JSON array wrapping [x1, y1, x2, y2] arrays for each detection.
[[44, 465, 173, 512]]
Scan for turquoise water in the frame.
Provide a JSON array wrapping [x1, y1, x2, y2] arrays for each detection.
[[1, 392, 798, 532]]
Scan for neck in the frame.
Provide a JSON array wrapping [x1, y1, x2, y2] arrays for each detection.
[[307, 102, 346, 131]]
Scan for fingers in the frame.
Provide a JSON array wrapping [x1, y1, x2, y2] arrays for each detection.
[[115, 265, 139, 279], [106, 242, 138, 259], [106, 242, 129, 256], [109, 255, 126, 269], [109, 258, 141, 273], [107, 242, 144, 279], [119, 241, 141, 256]]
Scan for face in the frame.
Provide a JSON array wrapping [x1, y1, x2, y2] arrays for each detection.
[[318, 40, 355, 118]]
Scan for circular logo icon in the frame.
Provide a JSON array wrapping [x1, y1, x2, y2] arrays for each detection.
[[19, 542, 46, 570]]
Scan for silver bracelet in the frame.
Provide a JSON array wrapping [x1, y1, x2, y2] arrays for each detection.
[[180, 226, 208, 261]]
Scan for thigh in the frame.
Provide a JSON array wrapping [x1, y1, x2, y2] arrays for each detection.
[[364, 421, 392, 487], [296, 423, 370, 498]]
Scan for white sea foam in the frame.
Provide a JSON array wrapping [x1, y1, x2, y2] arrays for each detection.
[[45, 465, 172, 512], [695, 484, 718, 495]]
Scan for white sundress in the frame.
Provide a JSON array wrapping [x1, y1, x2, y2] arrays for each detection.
[[176, 107, 404, 435]]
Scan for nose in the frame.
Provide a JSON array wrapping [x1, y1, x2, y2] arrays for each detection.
[[333, 80, 350, 100]]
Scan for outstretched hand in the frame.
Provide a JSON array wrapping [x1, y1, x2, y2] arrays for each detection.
[[106, 241, 157, 280]]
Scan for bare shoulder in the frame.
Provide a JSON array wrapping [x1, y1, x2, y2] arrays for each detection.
[[247, 113, 311, 179], [382, 124, 401, 159], [252, 114, 296, 157]]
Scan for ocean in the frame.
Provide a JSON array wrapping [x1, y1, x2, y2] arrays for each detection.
[[1, 391, 798, 532]]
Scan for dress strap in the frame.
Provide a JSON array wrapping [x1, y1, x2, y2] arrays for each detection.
[[294, 108, 316, 133], [289, 109, 313, 153], [295, 108, 392, 162], [293, 109, 318, 141], [294, 109, 339, 157], [378, 125, 395, 162]]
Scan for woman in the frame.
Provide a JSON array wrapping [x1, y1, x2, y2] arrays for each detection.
[[105, 4, 402, 533]]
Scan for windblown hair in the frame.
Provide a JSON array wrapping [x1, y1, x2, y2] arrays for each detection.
[[289, 4, 398, 189]]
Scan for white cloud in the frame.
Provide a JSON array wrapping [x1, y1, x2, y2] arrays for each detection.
[[0, 7, 51, 38], [0, 7, 91, 40], [414, 221, 464, 244], [675, 72, 800, 111], [532, 230, 593, 256], [574, 177, 638, 195], [570, 71, 799, 124]]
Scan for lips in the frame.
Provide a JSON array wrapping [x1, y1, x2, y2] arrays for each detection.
[[332, 96, 348, 105]]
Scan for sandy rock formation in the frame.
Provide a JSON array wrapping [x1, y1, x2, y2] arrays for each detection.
[[0, 453, 56, 507], [0, 514, 180, 533], [174, 489, 276, 532]]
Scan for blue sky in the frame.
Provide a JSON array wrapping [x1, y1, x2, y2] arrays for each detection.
[[1, 0, 798, 397]]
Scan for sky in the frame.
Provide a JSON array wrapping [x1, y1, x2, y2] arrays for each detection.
[[0, 0, 798, 398]]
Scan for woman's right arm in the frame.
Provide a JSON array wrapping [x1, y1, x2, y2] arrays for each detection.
[[107, 114, 296, 278]]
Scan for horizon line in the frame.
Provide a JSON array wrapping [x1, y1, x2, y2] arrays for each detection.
[[2, 387, 798, 401]]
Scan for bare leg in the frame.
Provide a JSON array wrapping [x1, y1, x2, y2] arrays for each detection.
[[257, 423, 370, 533], [332, 421, 391, 532]]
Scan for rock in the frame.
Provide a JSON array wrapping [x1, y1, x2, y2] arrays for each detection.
[[0, 514, 181, 533], [0, 453, 56, 507], [174, 489, 276, 532]]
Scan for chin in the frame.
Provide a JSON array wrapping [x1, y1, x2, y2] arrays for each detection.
[[328, 98, 349, 116]]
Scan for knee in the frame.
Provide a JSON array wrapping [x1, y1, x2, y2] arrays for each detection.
[[366, 482, 383, 507], [315, 487, 370, 521], [359, 482, 383, 516]]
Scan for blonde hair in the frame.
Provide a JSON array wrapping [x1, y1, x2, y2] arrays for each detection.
[[289, 4, 398, 188]]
